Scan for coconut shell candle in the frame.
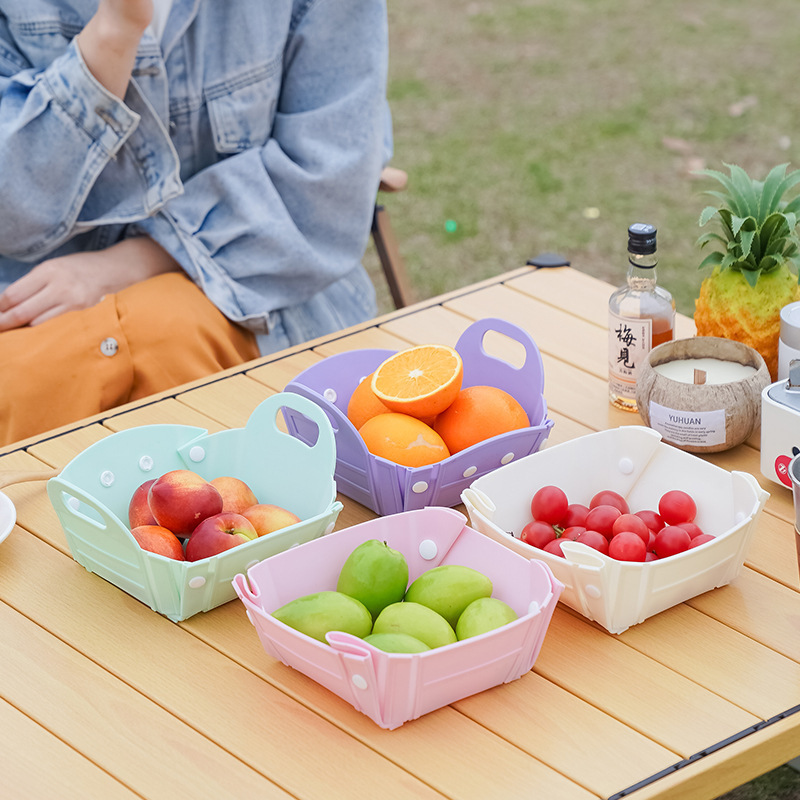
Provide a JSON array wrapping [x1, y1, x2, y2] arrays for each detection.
[[635, 336, 771, 453]]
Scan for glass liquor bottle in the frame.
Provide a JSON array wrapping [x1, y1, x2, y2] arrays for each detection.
[[608, 223, 675, 412]]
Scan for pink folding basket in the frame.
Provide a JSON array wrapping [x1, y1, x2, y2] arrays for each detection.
[[283, 318, 553, 515], [233, 507, 563, 729]]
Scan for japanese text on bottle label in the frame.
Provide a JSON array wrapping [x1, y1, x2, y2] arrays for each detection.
[[608, 311, 652, 399]]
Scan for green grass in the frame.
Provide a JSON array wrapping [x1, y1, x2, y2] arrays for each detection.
[[364, 2, 800, 797], [365, 0, 800, 318]]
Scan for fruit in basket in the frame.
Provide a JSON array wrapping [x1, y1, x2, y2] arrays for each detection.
[[210, 476, 258, 514], [337, 539, 409, 621], [433, 385, 529, 454], [128, 479, 157, 528], [273, 591, 372, 643], [371, 343, 463, 419], [363, 632, 431, 653], [130, 524, 185, 561], [241, 503, 301, 536], [693, 163, 800, 380], [456, 597, 518, 640], [658, 490, 696, 525], [185, 511, 257, 561], [404, 564, 493, 629], [148, 470, 224, 538], [347, 372, 391, 430], [372, 602, 457, 649], [358, 413, 450, 467]]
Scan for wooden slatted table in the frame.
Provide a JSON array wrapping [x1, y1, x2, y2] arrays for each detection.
[[2, 266, 799, 800]]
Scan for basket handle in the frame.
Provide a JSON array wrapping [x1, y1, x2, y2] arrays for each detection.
[[456, 317, 546, 403]]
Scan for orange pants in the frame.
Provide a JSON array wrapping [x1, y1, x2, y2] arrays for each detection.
[[1, 272, 260, 446]]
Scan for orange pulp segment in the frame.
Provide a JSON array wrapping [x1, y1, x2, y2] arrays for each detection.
[[371, 344, 463, 420]]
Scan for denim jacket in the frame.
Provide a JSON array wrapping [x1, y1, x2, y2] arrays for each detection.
[[0, 0, 390, 353]]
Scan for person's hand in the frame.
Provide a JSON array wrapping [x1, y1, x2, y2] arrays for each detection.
[[97, 0, 154, 36], [0, 237, 180, 331]]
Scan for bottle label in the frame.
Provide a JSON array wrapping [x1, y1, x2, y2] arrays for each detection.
[[647, 401, 726, 447], [608, 311, 652, 400]]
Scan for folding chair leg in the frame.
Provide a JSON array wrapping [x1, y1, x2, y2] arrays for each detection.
[[371, 204, 414, 308]]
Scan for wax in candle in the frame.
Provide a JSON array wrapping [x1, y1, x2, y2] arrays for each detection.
[[653, 357, 757, 384]]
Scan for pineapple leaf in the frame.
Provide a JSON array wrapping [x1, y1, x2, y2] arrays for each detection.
[[758, 163, 793, 216], [698, 251, 723, 271], [726, 163, 761, 216], [742, 268, 760, 288], [698, 205, 720, 227], [696, 231, 728, 249]]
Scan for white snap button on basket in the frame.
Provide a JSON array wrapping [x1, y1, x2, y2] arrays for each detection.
[[585, 585, 602, 599], [351, 674, 368, 690], [528, 600, 540, 614], [67, 496, 80, 511], [618, 457, 634, 475], [462, 465, 477, 478], [138, 455, 154, 472], [323, 388, 337, 403], [188, 446, 205, 463], [500, 452, 515, 465], [411, 481, 429, 494], [100, 470, 115, 487], [324, 522, 336, 535], [188, 576, 206, 589], [419, 539, 438, 560]]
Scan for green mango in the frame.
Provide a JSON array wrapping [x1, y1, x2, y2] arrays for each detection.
[[363, 632, 431, 653], [404, 564, 493, 629], [336, 539, 409, 621], [272, 591, 372, 643], [372, 602, 457, 649], [455, 597, 519, 640]]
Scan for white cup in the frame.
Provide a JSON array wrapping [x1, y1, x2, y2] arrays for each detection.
[[778, 301, 800, 381]]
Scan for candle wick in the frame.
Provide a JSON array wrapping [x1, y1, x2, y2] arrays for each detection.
[[693, 369, 707, 385]]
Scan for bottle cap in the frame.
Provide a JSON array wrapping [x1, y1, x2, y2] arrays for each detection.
[[628, 223, 657, 255]]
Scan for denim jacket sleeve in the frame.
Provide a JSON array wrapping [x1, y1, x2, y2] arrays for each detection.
[[132, 0, 391, 332], [0, 1, 390, 333]]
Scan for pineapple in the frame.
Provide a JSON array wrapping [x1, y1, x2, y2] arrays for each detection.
[[694, 162, 800, 379]]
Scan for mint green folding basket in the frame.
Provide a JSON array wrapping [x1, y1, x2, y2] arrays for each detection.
[[47, 393, 342, 622]]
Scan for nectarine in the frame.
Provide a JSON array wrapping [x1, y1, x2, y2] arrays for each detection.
[[241, 503, 301, 536], [128, 478, 157, 528], [148, 470, 223, 538], [131, 525, 185, 561], [185, 512, 257, 561], [210, 476, 258, 514]]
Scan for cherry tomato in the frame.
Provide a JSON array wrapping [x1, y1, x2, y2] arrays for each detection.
[[645, 551, 659, 562], [608, 531, 647, 561], [589, 490, 629, 514], [688, 533, 715, 549], [531, 485, 569, 525], [678, 522, 705, 539], [563, 503, 590, 527], [576, 529, 609, 555], [611, 513, 651, 544], [520, 520, 557, 549], [658, 490, 697, 526], [560, 525, 585, 541], [654, 525, 691, 558], [543, 538, 568, 557], [584, 504, 622, 539], [635, 509, 665, 533]]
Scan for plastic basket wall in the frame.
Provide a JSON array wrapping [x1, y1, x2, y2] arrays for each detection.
[[462, 426, 769, 634], [283, 318, 553, 516], [233, 507, 563, 729], [47, 393, 342, 622]]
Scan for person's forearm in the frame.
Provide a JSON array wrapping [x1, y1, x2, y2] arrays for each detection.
[[76, 2, 152, 99]]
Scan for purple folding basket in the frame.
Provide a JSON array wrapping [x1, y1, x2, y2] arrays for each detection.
[[283, 318, 553, 516]]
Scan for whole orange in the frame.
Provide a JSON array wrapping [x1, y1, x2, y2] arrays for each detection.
[[346, 372, 390, 430], [433, 385, 529, 454], [359, 412, 450, 467]]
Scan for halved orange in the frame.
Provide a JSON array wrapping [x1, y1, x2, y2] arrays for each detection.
[[371, 344, 463, 420]]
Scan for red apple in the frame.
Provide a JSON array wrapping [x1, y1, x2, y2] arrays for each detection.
[[131, 525, 185, 561], [210, 476, 259, 514], [128, 478, 157, 528], [241, 503, 301, 536], [185, 512, 257, 562], [148, 469, 224, 538]]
